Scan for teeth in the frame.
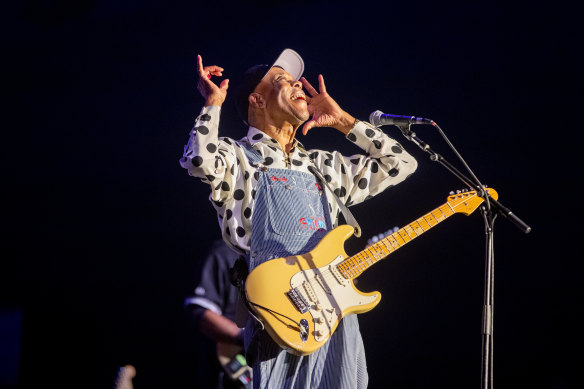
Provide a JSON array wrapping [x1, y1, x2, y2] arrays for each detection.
[[291, 93, 305, 101]]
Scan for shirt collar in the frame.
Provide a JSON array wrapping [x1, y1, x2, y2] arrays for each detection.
[[245, 126, 300, 152]]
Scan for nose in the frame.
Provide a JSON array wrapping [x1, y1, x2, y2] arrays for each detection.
[[292, 79, 302, 88]]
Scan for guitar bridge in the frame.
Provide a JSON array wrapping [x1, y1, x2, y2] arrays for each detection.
[[287, 287, 309, 314]]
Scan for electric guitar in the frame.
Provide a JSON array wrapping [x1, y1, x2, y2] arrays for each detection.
[[245, 188, 497, 356]]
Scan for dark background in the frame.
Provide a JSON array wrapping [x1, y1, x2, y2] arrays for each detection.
[[2, 1, 578, 388]]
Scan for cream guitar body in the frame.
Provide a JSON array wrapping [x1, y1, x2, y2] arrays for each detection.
[[245, 225, 380, 356], [245, 188, 497, 356]]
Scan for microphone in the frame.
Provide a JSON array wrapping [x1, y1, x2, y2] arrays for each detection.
[[369, 110, 433, 127]]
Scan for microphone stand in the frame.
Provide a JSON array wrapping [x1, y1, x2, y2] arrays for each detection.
[[396, 123, 531, 389]]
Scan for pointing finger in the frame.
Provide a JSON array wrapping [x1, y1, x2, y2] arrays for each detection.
[[301, 77, 319, 97], [317, 74, 327, 94], [197, 54, 205, 75]]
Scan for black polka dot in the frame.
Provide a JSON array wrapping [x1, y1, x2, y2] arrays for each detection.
[[329, 203, 332, 212], [252, 189, 256, 199], [340, 165, 346, 174], [358, 178, 368, 189], [222, 137, 232, 145], [372, 140, 382, 149], [221, 181, 230, 191], [270, 138, 278, 143], [205, 174, 215, 181], [243, 207, 252, 218], [309, 152, 319, 160], [268, 145, 278, 152], [264, 157, 274, 165], [365, 128, 375, 138], [347, 133, 357, 142], [213, 200, 223, 207], [253, 171, 260, 181], [196, 125, 209, 135], [334, 187, 347, 197], [230, 165, 235, 175], [324, 174, 332, 183], [252, 133, 263, 141], [244, 171, 250, 180], [206, 143, 217, 153], [388, 168, 399, 177], [226, 209, 233, 220], [371, 162, 379, 173], [191, 156, 203, 167], [292, 159, 303, 166], [225, 226, 231, 236], [350, 158, 360, 165], [298, 152, 307, 158], [200, 114, 211, 122], [325, 153, 333, 160], [391, 145, 403, 153], [233, 189, 245, 200], [324, 159, 332, 167], [236, 227, 246, 237]]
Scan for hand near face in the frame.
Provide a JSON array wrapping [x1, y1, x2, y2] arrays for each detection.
[[300, 75, 355, 135], [196, 54, 229, 107]]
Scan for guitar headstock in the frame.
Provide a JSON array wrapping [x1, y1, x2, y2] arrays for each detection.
[[447, 188, 498, 216]]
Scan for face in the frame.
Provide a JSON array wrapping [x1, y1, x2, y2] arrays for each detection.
[[253, 67, 309, 125]]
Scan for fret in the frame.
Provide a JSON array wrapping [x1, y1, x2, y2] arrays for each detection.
[[403, 225, 414, 238], [418, 217, 431, 230]]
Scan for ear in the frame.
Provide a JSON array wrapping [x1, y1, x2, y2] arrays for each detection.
[[249, 93, 265, 109]]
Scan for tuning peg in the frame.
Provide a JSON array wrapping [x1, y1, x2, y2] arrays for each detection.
[[449, 191, 455, 195]]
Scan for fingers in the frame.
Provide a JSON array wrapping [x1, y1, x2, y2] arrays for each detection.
[[196, 54, 224, 79], [301, 77, 318, 97], [302, 120, 316, 136], [317, 74, 327, 94], [219, 79, 230, 91]]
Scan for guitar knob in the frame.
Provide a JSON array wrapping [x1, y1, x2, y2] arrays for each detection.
[[315, 330, 324, 337], [314, 303, 323, 311], [315, 317, 324, 324]]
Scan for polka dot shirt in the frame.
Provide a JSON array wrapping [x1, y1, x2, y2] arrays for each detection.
[[180, 105, 418, 254]]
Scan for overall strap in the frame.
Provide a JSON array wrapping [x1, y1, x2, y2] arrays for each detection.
[[240, 139, 265, 165], [298, 143, 362, 238]]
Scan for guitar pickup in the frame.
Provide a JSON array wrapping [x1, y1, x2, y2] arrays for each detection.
[[287, 287, 309, 314]]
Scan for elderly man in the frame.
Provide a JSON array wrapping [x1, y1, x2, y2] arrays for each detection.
[[180, 49, 418, 388]]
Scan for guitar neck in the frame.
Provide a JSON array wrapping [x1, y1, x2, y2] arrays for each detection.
[[336, 201, 456, 278]]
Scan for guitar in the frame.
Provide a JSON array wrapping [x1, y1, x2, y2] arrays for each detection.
[[217, 342, 252, 388], [245, 188, 497, 356]]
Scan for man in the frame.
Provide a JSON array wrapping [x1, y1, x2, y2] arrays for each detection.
[[185, 239, 250, 389], [180, 49, 418, 388]]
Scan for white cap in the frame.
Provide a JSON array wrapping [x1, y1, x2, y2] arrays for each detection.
[[271, 48, 304, 80]]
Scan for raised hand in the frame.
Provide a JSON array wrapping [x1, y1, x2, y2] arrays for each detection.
[[196, 54, 229, 107], [300, 75, 355, 135]]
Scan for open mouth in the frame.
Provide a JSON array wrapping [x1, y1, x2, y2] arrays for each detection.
[[290, 92, 306, 101]]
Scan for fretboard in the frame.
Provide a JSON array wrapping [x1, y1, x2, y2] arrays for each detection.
[[336, 202, 456, 279]]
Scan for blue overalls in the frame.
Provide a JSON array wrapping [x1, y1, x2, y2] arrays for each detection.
[[242, 143, 368, 389]]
